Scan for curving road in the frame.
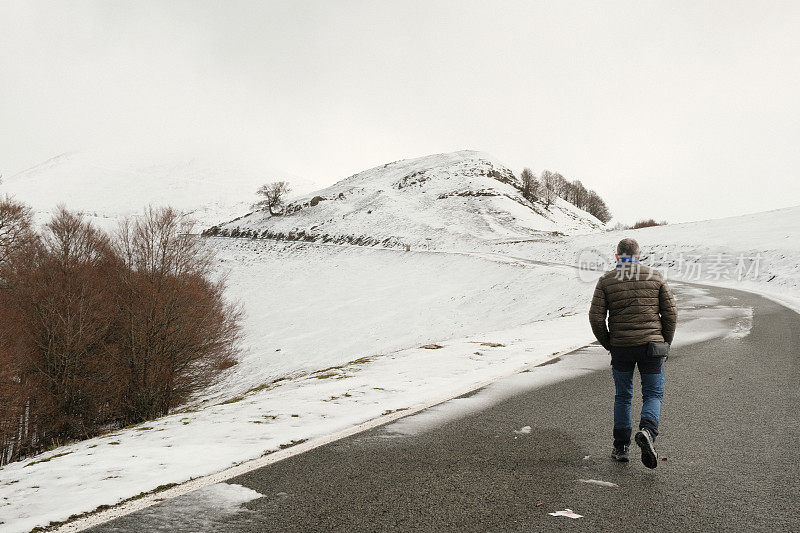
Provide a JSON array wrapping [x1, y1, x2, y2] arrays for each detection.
[[89, 283, 799, 532]]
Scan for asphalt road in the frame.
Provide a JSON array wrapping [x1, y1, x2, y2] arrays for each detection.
[[90, 283, 800, 532]]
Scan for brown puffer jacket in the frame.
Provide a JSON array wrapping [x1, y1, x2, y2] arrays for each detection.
[[589, 262, 677, 350]]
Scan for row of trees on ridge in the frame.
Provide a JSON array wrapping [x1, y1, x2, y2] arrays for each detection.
[[519, 168, 612, 223]]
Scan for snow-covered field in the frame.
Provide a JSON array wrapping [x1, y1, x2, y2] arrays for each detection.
[[202, 238, 591, 402], [489, 205, 800, 314]]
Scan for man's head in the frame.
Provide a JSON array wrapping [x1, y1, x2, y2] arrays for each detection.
[[616, 238, 640, 261]]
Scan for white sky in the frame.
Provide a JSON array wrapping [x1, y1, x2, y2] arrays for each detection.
[[1, 0, 799, 223]]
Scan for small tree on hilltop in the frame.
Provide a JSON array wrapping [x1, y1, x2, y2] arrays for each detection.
[[254, 181, 292, 215]]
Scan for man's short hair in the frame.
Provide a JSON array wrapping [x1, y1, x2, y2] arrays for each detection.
[[617, 238, 640, 257]]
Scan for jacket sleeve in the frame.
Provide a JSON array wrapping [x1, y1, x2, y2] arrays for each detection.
[[589, 278, 611, 350], [659, 279, 678, 344]]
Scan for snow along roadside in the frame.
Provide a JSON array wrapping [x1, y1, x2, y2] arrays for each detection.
[[0, 316, 595, 533], [54, 342, 592, 532]]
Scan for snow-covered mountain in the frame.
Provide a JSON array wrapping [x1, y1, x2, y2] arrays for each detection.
[[1, 150, 313, 230], [206, 150, 605, 248]]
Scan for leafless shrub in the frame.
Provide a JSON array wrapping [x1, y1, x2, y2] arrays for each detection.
[[112, 207, 241, 422], [0, 204, 241, 464], [631, 219, 667, 229]]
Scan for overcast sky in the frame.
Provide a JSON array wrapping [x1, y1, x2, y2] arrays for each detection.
[[2, 0, 799, 223]]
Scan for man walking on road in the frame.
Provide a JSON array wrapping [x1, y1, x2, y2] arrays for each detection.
[[589, 238, 677, 468]]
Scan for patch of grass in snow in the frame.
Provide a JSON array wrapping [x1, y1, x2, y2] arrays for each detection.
[[217, 395, 245, 405], [324, 391, 354, 401], [310, 354, 380, 380], [480, 342, 505, 347], [278, 438, 308, 449], [381, 408, 409, 416], [24, 452, 72, 468], [310, 371, 343, 380], [420, 344, 444, 349], [134, 426, 154, 431], [245, 383, 274, 394], [107, 442, 120, 445], [245, 375, 292, 395]]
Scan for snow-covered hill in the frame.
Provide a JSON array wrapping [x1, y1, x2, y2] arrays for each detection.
[[1, 150, 314, 230], [207, 150, 605, 248]]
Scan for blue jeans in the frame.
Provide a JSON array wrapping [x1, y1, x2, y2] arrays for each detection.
[[611, 345, 665, 448]]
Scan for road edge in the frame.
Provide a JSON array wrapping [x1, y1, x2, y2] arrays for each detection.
[[51, 341, 594, 533]]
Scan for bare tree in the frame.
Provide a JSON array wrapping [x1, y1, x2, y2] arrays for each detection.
[[567, 179, 589, 210], [519, 168, 539, 202], [585, 189, 613, 223], [113, 207, 240, 422], [254, 181, 292, 215], [551, 173, 568, 199], [0, 197, 34, 275], [0, 197, 37, 463], [0, 290, 30, 464], [2, 207, 119, 450], [540, 170, 557, 208]]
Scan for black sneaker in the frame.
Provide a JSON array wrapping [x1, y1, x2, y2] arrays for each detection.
[[611, 445, 629, 462], [634, 428, 658, 469]]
